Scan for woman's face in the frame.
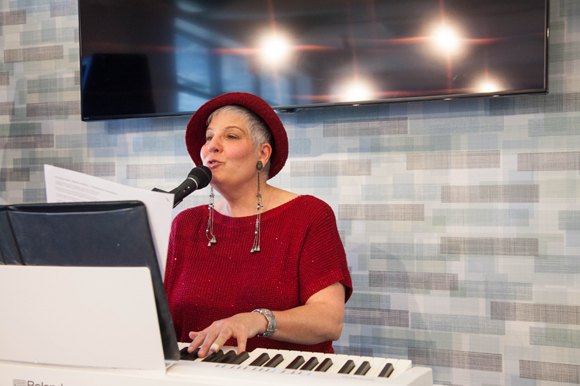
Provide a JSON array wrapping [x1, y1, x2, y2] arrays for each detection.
[[201, 111, 265, 191]]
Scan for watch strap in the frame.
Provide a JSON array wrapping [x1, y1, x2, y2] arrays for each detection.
[[252, 308, 277, 337]]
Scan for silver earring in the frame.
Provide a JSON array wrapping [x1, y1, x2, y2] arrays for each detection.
[[251, 161, 263, 253], [206, 187, 217, 247]]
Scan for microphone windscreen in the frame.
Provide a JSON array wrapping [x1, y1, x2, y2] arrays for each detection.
[[188, 166, 212, 189]]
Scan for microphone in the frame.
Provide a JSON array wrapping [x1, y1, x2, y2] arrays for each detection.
[[153, 166, 212, 208]]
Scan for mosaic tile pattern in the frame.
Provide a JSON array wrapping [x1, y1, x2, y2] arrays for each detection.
[[1, 1, 580, 385]]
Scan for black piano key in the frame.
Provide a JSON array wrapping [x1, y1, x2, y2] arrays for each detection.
[[202, 349, 224, 362], [285, 356, 305, 369], [314, 358, 333, 372], [229, 351, 250, 365], [217, 350, 237, 363], [378, 362, 394, 378], [179, 346, 190, 359], [181, 348, 200, 361], [264, 353, 284, 368], [249, 353, 270, 366], [338, 360, 356, 374], [300, 357, 319, 371], [354, 361, 371, 376]]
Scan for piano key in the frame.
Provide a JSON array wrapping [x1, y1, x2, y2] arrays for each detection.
[[338, 359, 356, 374], [354, 360, 371, 376], [180, 348, 200, 361], [285, 355, 305, 369], [249, 353, 270, 366], [217, 350, 237, 363], [314, 358, 333, 372], [274, 350, 324, 372], [356, 357, 389, 377], [264, 353, 284, 368], [234, 348, 272, 368], [228, 351, 250, 365], [318, 354, 349, 374], [202, 349, 224, 362], [377, 362, 394, 378], [179, 346, 190, 359], [300, 356, 319, 371], [390, 359, 412, 378]]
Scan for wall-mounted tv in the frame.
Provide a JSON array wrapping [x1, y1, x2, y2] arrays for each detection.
[[78, 0, 548, 121]]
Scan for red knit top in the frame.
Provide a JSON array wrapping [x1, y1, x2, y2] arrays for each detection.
[[164, 195, 353, 353]]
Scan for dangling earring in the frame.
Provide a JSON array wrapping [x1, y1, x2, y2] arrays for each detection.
[[251, 161, 263, 253], [206, 187, 217, 247]]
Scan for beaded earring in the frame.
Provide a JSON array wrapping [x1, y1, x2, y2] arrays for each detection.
[[206, 187, 217, 247], [251, 161, 263, 253]]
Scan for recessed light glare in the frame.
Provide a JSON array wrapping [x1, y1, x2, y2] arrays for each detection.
[[477, 78, 502, 93], [339, 80, 373, 102], [259, 34, 291, 66], [433, 25, 460, 53]]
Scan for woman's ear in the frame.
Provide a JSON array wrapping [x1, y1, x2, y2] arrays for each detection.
[[258, 142, 272, 166]]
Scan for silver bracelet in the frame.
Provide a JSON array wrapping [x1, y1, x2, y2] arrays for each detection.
[[252, 308, 277, 337]]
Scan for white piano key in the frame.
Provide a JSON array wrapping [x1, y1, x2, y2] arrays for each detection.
[[368, 358, 398, 377], [390, 359, 412, 378]]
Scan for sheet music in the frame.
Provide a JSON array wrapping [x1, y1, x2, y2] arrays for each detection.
[[44, 164, 174, 277]]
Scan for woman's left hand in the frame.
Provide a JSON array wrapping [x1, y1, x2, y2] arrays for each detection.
[[187, 312, 268, 357]]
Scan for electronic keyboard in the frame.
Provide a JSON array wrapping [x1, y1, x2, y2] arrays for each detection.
[[0, 346, 433, 386]]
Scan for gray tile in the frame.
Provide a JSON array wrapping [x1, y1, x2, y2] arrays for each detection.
[[441, 185, 539, 203], [0, 167, 29, 181], [4, 45, 64, 62], [410, 348, 502, 372], [290, 159, 371, 176], [323, 117, 407, 137], [26, 101, 79, 117], [345, 308, 409, 327], [518, 152, 580, 171], [339, 204, 424, 221], [0, 10, 26, 25], [411, 313, 505, 335], [407, 150, 501, 170], [441, 237, 539, 256], [370, 271, 458, 291], [491, 302, 580, 324], [520, 360, 580, 383], [0, 134, 53, 149]]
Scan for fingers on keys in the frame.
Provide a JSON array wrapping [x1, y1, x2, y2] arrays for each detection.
[[188, 324, 233, 357]]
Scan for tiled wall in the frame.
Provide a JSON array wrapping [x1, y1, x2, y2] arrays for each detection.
[[2, 0, 580, 385]]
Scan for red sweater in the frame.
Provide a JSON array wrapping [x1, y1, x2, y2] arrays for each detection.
[[164, 195, 352, 353]]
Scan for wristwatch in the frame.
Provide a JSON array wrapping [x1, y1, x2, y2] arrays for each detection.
[[252, 308, 277, 337]]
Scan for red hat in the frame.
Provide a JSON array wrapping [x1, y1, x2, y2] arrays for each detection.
[[186, 92, 289, 179]]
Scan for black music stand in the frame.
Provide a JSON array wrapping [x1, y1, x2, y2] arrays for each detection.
[[3, 201, 179, 361], [0, 206, 22, 265]]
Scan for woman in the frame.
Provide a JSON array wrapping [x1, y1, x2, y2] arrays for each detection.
[[164, 92, 352, 358]]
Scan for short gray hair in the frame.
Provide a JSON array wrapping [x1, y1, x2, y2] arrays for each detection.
[[207, 105, 273, 177]]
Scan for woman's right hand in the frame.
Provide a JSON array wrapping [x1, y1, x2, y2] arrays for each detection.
[[187, 312, 269, 357]]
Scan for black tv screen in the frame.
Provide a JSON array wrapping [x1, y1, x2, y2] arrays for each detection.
[[78, 0, 548, 121]]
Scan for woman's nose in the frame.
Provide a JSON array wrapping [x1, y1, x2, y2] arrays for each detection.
[[207, 138, 221, 153]]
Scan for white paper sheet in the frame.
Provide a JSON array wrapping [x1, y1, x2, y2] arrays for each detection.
[[44, 164, 174, 277]]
